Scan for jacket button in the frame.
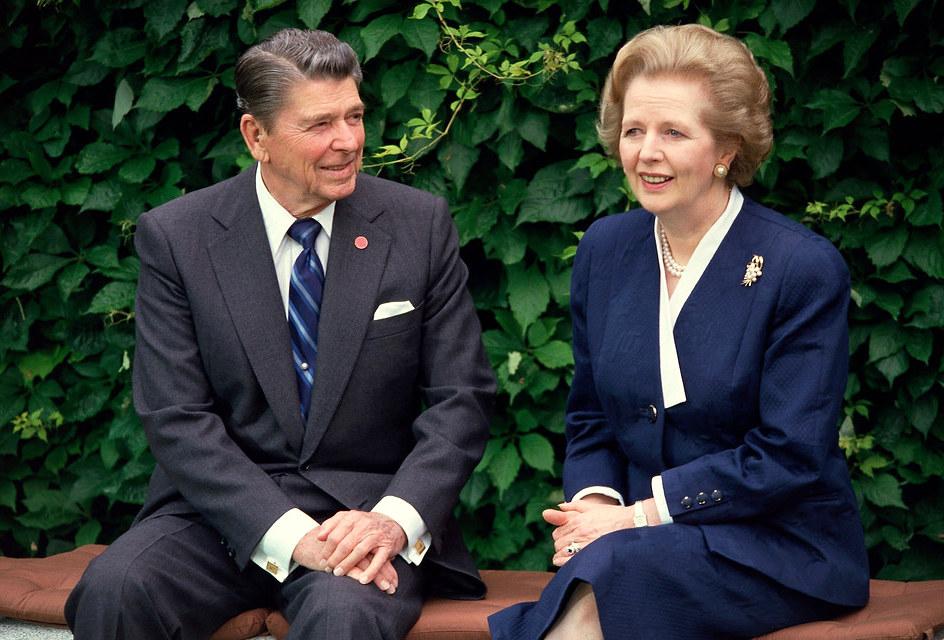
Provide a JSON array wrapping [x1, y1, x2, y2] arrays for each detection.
[[302, 464, 311, 472], [696, 491, 708, 505], [681, 495, 693, 509], [647, 404, 658, 423], [711, 489, 723, 502]]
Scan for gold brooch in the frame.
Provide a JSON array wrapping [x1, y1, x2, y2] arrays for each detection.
[[741, 255, 764, 287]]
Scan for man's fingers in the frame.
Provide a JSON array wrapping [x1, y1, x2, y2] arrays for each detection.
[[330, 531, 376, 576], [544, 508, 569, 527]]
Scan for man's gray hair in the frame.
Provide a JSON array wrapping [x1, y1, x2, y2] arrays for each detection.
[[235, 28, 362, 128]]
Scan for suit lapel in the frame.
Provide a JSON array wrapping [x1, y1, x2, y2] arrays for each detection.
[[207, 168, 306, 453], [301, 184, 391, 461]]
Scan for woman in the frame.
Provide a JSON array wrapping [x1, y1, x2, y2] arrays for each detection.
[[489, 24, 869, 640]]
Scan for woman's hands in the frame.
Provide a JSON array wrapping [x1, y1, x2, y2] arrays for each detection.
[[544, 497, 660, 566]]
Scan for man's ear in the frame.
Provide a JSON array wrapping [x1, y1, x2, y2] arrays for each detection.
[[240, 114, 268, 163]]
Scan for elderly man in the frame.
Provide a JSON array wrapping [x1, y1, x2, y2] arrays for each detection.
[[65, 28, 495, 640]]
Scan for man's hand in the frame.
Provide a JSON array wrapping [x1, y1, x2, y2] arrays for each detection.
[[544, 501, 634, 567], [292, 526, 399, 594], [315, 510, 407, 588]]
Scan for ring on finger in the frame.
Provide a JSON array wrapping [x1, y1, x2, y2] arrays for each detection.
[[565, 541, 581, 555]]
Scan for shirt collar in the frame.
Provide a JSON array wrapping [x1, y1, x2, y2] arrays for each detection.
[[255, 163, 335, 256]]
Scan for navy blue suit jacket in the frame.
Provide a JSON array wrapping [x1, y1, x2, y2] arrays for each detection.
[[563, 197, 869, 606]]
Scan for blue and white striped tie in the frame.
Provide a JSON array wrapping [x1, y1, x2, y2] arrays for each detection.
[[287, 219, 325, 420]]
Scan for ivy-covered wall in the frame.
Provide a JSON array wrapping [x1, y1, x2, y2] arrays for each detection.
[[1, 0, 942, 579]]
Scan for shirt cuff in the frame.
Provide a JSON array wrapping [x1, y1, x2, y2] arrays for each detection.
[[651, 475, 674, 524], [250, 508, 318, 582], [571, 486, 625, 505], [372, 496, 431, 565]]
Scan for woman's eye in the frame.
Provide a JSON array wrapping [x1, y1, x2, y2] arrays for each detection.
[[624, 127, 641, 137], [667, 129, 683, 137]]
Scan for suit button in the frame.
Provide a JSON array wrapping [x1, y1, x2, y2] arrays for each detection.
[[681, 495, 693, 509], [302, 464, 311, 471], [711, 489, 723, 502], [696, 492, 708, 505], [647, 404, 658, 423]]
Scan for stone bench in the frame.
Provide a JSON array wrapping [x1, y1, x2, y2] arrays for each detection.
[[1, 545, 943, 639]]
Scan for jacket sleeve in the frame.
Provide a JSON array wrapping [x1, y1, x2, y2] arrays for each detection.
[[133, 211, 295, 568], [660, 235, 851, 523], [562, 231, 629, 501]]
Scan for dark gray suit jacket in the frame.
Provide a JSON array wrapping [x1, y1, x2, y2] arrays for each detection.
[[131, 165, 495, 597]]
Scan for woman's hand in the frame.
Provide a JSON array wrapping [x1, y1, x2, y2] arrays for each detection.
[[544, 501, 635, 566]]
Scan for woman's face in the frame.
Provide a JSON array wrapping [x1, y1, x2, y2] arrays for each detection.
[[619, 74, 734, 220]]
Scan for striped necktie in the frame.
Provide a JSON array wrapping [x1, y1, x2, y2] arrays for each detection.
[[287, 219, 325, 420]]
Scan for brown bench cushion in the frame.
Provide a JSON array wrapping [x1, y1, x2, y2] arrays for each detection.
[[756, 579, 944, 640], [2, 544, 943, 640]]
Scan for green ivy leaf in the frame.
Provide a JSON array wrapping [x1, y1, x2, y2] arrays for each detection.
[[144, 0, 188, 40], [380, 63, 417, 108], [18, 347, 69, 383], [91, 29, 147, 68], [744, 33, 794, 76], [488, 443, 521, 494], [771, 0, 815, 32], [908, 190, 942, 227], [297, 0, 331, 28], [75, 520, 102, 547], [62, 381, 112, 422], [438, 139, 480, 193], [62, 178, 92, 207], [2, 254, 72, 291], [76, 142, 134, 175], [843, 28, 878, 78], [0, 481, 15, 510], [495, 134, 524, 172], [533, 340, 574, 369], [909, 395, 938, 437], [806, 89, 861, 133], [119, 156, 157, 183], [807, 135, 843, 179], [905, 285, 944, 329], [112, 79, 134, 129], [519, 111, 550, 151], [137, 77, 196, 112], [362, 14, 403, 63], [87, 282, 137, 314], [903, 231, 944, 278], [506, 263, 550, 332], [20, 184, 62, 210], [893, 0, 923, 26], [518, 161, 593, 225], [400, 14, 440, 58], [875, 351, 910, 386], [519, 433, 555, 472], [58, 262, 91, 300], [860, 472, 906, 509], [865, 226, 908, 268]]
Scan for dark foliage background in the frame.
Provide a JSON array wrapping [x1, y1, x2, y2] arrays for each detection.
[[1, 0, 941, 579]]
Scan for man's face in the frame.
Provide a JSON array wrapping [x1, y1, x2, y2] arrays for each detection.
[[255, 76, 365, 217]]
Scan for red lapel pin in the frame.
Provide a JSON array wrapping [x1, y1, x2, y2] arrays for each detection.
[[354, 235, 368, 250]]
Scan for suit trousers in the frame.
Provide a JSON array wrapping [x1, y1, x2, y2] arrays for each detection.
[[488, 523, 855, 640], [65, 514, 424, 640]]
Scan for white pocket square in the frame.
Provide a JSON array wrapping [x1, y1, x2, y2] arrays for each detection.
[[373, 300, 414, 320]]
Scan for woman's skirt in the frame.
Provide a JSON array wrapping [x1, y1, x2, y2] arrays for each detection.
[[488, 524, 853, 640]]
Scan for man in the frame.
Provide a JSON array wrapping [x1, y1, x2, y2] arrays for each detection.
[[65, 28, 495, 640]]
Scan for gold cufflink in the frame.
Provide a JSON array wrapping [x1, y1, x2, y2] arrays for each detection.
[[413, 540, 426, 555], [266, 561, 279, 575]]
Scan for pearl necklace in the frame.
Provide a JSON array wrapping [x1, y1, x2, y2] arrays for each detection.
[[659, 222, 686, 278]]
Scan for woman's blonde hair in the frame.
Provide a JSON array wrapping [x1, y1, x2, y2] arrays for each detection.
[[598, 24, 772, 186]]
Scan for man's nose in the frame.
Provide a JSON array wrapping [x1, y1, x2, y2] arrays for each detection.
[[332, 121, 360, 150]]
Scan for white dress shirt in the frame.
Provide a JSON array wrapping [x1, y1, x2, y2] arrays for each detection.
[[249, 165, 431, 582], [574, 187, 744, 525]]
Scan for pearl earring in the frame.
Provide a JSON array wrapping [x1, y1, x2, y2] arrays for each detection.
[[713, 163, 728, 178]]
